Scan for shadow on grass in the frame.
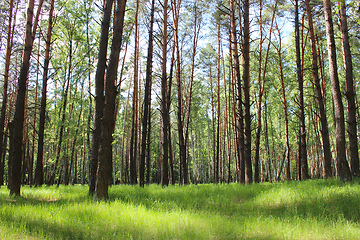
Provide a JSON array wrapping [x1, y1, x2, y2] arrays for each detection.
[[0, 179, 359, 239]]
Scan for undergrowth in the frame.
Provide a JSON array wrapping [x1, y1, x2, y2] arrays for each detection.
[[0, 179, 360, 239]]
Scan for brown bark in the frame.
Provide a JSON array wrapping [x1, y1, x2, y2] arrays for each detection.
[[0, 0, 14, 187], [305, 0, 332, 178], [35, 0, 55, 186], [183, 0, 200, 184], [338, 1, 359, 178], [130, 0, 140, 185], [242, 0, 252, 184], [323, 0, 351, 181], [139, 0, 155, 187], [171, 0, 187, 185], [230, 0, 244, 183], [295, 0, 309, 181], [160, 0, 170, 186], [89, 0, 114, 195], [254, 0, 278, 183], [9, 0, 44, 196], [94, 0, 127, 201], [214, 22, 221, 184]]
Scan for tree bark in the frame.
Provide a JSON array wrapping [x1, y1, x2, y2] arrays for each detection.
[[323, 0, 351, 181], [242, 0, 252, 184], [89, 0, 114, 195], [230, 0, 244, 184], [35, 0, 55, 186], [338, 1, 359, 178], [129, 0, 140, 185], [139, 0, 155, 187], [305, 0, 332, 178], [171, 0, 187, 185], [9, 0, 44, 196], [94, 0, 127, 201], [0, 0, 14, 187], [160, 0, 170, 186], [295, 0, 309, 181]]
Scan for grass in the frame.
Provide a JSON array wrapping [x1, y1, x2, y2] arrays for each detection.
[[1, 179, 360, 239]]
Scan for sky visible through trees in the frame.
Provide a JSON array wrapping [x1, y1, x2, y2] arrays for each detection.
[[0, 0, 360, 198]]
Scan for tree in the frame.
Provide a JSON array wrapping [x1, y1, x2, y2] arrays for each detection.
[[323, 0, 351, 181], [242, 0, 252, 184], [338, 0, 359, 178], [230, 0, 244, 183], [0, 0, 14, 187], [139, 0, 155, 187], [89, 0, 114, 195], [305, 0, 332, 178], [94, 0, 127, 200], [8, 0, 44, 196], [35, 0, 54, 186], [295, 0, 309, 181]]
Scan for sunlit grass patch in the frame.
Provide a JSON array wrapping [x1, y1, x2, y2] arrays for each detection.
[[1, 179, 360, 239]]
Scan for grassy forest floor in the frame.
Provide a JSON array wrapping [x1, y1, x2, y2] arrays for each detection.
[[1, 179, 360, 239]]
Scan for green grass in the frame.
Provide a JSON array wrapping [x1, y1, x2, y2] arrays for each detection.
[[1, 179, 360, 239]]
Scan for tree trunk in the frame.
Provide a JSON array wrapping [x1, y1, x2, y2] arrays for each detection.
[[139, 0, 155, 187], [338, 1, 359, 178], [94, 0, 127, 201], [230, 0, 244, 184], [89, 0, 114, 195], [35, 0, 55, 187], [9, 0, 44, 196], [171, 0, 187, 185], [323, 0, 351, 181], [129, 0, 140, 185], [161, 0, 170, 186], [0, 0, 14, 188], [242, 0, 252, 184], [305, 0, 332, 178], [295, 0, 309, 181], [254, 0, 278, 183]]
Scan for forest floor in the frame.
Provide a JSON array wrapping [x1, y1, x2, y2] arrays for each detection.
[[0, 179, 360, 239]]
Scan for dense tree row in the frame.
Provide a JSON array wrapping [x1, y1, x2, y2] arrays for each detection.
[[0, 0, 359, 199]]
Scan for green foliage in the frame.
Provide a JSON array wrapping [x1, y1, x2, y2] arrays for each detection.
[[1, 180, 360, 239]]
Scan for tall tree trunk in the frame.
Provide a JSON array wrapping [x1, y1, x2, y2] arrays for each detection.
[[183, 0, 200, 185], [210, 66, 216, 183], [130, 0, 140, 185], [89, 0, 114, 195], [139, 0, 155, 187], [35, 0, 55, 187], [254, 0, 278, 183], [161, 0, 170, 186], [305, 0, 332, 178], [214, 22, 221, 184], [9, 0, 44, 196], [0, 0, 14, 187], [242, 0, 252, 184], [171, 0, 187, 185], [94, 0, 127, 201], [295, 0, 309, 181], [230, 0, 244, 184], [338, 1, 359, 178], [323, 0, 351, 181]]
